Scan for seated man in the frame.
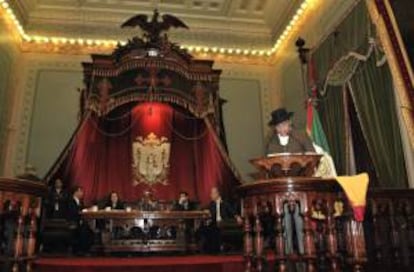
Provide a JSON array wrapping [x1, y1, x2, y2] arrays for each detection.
[[138, 190, 159, 211], [173, 191, 197, 211], [199, 187, 242, 253], [137, 190, 159, 238]]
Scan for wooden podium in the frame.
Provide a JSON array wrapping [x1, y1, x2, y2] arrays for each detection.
[[239, 154, 366, 272], [250, 153, 323, 178]]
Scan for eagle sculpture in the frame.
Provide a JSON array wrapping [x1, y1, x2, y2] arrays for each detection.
[[121, 9, 189, 43]]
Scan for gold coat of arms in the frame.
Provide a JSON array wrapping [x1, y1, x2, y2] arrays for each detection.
[[132, 133, 171, 185]]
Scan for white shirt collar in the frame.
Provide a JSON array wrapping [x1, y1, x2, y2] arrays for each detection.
[[278, 134, 289, 146], [73, 196, 80, 205]]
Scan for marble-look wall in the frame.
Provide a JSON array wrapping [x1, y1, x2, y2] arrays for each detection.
[[0, 16, 19, 176]]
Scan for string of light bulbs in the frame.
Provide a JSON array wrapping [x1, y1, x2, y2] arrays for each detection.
[[0, 0, 315, 57]]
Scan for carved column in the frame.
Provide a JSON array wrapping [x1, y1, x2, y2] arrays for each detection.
[[243, 199, 253, 272], [273, 194, 286, 272], [346, 219, 367, 272], [253, 198, 264, 272], [303, 210, 316, 272], [326, 197, 339, 272]]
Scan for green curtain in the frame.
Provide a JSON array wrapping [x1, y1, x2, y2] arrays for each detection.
[[313, 1, 373, 81], [311, 1, 407, 187], [311, 1, 371, 176], [350, 57, 407, 187], [318, 86, 347, 175]]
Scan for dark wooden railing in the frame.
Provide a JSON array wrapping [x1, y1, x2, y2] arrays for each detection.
[[0, 177, 47, 272], [239, 177, 365, 272], [239, 169, 414, 272], [364, 189, 414, 271]]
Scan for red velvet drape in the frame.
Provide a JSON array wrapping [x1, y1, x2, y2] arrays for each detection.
[[53, 102, 238, 205]]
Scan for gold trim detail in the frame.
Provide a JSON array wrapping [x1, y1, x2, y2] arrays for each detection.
[[365, 0, 414, 148]]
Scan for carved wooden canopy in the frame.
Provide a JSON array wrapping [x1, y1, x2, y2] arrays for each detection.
[[80, 33, 222, 121]]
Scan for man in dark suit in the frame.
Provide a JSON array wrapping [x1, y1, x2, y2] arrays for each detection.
[[173, 191, 197, 211], [138, 190, 159, 211], [199, 187, 242, 253], [66, 186, 92, 255], [46, 178, 68, 218], [208, 187, 242, 225], [67, 186, 83, 223]]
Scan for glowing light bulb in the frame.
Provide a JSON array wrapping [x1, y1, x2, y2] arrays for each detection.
[[23, 35, 31, 42], [293, 15, 299, 22]]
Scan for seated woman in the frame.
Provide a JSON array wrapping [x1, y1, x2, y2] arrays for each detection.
[[104, 191, 125, 210]]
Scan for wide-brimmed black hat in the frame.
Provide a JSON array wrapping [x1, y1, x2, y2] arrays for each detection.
[[268, 108, 294, 126]]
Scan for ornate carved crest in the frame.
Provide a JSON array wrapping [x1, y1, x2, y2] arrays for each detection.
[[132, 133, 171, 186]]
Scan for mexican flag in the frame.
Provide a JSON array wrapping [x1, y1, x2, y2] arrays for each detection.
[[306, 92, 330, 154], [306, 60, 330, 154]]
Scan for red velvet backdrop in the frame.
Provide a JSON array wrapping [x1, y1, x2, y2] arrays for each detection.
[[54, 102, 238, 205]]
